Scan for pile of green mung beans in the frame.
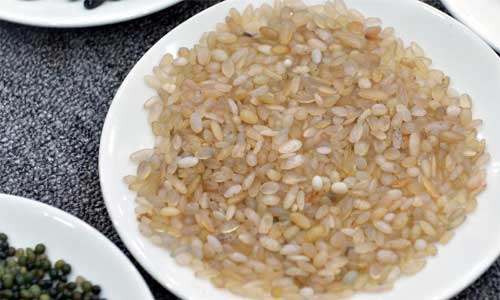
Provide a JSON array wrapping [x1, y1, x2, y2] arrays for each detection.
[[0, 233, 105, 300]]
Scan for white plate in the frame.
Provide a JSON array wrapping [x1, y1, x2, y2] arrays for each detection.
[[442, 0, 500, 52], [0, 193, 154, 300], [0, 0, 180, 28], [99, 0, 500, 299]]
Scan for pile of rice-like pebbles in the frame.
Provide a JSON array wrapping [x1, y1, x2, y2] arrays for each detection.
[[125, 0, 489, 299]]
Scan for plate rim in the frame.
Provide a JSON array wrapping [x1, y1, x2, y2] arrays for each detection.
[[441, 0, 500, 52], [99, 0, 500, 299], [0, 193, 155, 300], [0, 0, 181, 28]]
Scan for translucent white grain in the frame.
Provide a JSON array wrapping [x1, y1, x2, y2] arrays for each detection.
[[279, 139, 303, 154], [233, 74, 248, 86], [316, 146, 332, 155], [358, 78, 372, 89], [261, 195, 280, 206], [224, 185, 242, 198], [280, 244, 301, 255], [242, 172, 256, 190], [207, 235, 222, 253], [331, 182, 348, 194], [281, 154, 305, 170], [259, 213, 273, 234], [190, 112, 203, 133], [312, 175, 323, 191], [311, 48, 322, 64], [173, 57, 188, 66], [415, 239, 427, 251], [283, 186, 299, 210], [260, 236, 281, 252], [446, 105, 461, 117], [300, 287, 314, 298], [177, 156, 199, 168], [377, 250, 398, 264], [261, 181, 280, 195], [374, 220, 393, 234], [130, 149, 154, 163], [349, 124, 363, 143], [409, 132, 420, 157], [229, 252, 248, 263]]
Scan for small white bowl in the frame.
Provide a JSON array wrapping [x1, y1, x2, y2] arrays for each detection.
[[442, 0, 500, 52], [0, 0, 180, 28], [99, 1, 500, 299], [0, 193, 154, 300]]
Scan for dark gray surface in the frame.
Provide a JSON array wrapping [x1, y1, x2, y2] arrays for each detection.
[[0, 0, 497, 299]]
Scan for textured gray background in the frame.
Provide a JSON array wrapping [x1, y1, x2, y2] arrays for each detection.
[[0, 0, 498, 299]]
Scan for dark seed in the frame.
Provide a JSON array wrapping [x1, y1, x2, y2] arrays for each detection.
[[18, 256, 27, 266], [61, 264, 71, 275], [23, 272, 34, 284], [48, 269, 58, 279], [41, 260, 51, 271], [39, 279, 52, 289], [54, 260, 65, 270], [0, 242, 8, 251], [29, 285, 41, 297], [20, 289, 31, 298], [81, 281, 92, 293], [15, 274, 25, 285], [34, 244, 46, 255], [66, 282, 77, 291], [26, 249, 35, 263], [91, 285, 101, 294], [49, 287, 58, 296], [56, 282, 65, 292], [3, 274, 14, 288], [84, 0, 106, 9]]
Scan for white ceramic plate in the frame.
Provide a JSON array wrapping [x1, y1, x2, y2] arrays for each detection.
[[99, 0, 500, 299], [0, 0, 180, 28], [442, 0, 500, 52], [0, 193, 154, 300]]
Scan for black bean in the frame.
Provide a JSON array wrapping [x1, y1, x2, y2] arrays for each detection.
[[7, 247, 15, 257], [0, 233, 8, 242], [90, 285, 101, 295], [34, 244, 46, 255], [83, 0, 106, 9]]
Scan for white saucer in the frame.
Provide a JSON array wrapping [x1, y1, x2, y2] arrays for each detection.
[[0, 0, 181, 28], [0, 193, 155, 300], [100, 1, 500, 299]]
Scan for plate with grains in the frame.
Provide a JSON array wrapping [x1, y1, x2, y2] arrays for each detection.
[[0, 0, 181, 28], [99, 0, 500, 299], [0, 193, 154, 300]]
